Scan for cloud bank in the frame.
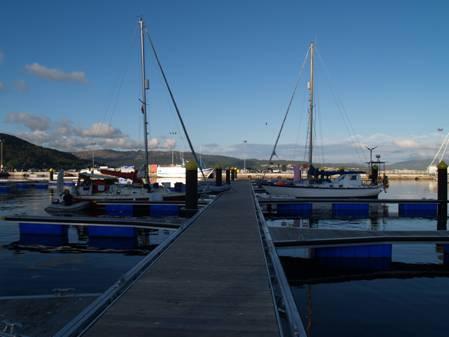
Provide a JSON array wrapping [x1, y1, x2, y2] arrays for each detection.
[[4, 112, 178, 153], [25, 63, 87, 83], [6, 112, 50, 131]]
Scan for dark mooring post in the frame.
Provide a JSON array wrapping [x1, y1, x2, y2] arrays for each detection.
[[49, 168, 54, 181], [234, 168, 238, 180], [438, 160, 447, 230], [231, 168, 235, 181], [215, 167, 222, 186], [225, 168, 231, 184], [185, 161, 198, 211]]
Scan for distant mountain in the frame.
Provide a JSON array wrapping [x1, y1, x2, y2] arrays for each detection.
[[0, 133, 89, 170], [388, 159, 431, 170], [74, 149, 251, 169], [73, 149, 367, 170], [0, 133, 431, 171]]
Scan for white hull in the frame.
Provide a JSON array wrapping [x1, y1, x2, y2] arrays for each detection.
[[263, 184, 382, 198], [156, 166, 214, 179]]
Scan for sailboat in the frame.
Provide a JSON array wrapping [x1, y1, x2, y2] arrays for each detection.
[[72, 18, 183, 202], [263, 42, 384, 199]]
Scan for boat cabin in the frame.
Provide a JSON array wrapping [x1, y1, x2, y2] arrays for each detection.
[[76, 173, 119, 195]]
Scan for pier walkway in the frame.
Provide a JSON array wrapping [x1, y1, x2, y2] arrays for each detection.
[[83, 181, 279, 337]]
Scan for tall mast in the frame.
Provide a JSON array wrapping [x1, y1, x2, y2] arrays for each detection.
[[139, 18, 150, 187], [307, 42, 315, 175]]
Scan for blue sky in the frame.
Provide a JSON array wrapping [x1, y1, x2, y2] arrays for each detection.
[[1, 0, 449, 163]]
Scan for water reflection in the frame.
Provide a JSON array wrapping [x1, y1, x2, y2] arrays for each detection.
[[284, 243, 449, 337], [7, 223, 173, 254]]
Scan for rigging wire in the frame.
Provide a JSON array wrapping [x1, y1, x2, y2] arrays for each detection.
[[430, 131, 449, 166], [144, 29, 205, 180], [294, 86, 307, 161], [268, 47, 310, 163], [316, 93, 325, 165], [102, 26, 139, 127], [314, 46, 368, 164]]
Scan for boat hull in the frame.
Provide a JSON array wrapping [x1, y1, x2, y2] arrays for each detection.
[[45, 201, 91, 213], [263, 184, 382, 199]]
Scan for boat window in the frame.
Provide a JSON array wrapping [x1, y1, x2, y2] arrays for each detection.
[[351, 175, 357, 180]]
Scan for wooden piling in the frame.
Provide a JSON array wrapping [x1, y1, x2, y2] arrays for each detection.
[[231, 168, 235, 181], [226, 168, 231, 184], [215, 167, 222, 186], [185, 161, 198, 211], [438, 160, 447, 230]]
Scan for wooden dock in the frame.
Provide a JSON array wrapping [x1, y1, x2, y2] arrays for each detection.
[[271, 227, 449, 246], [82, 181, 279, 337]]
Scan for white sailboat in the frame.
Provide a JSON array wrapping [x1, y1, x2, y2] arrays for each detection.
[[263, 42, 384, 199], [72, 18, 182, 202]]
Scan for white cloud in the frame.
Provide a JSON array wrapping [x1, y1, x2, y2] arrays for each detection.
[[162, 138, 176, 149], [149, 138, 159, 149], [19, 130, 51, 145], [393, 139, 419, 148], [6, 112, 50, 131], [6, 112, 143, 152], [0, 81, 5, 91], [79, 122, 122, 138], [25, 63, 87, 83], [14, 80, 28, 92]]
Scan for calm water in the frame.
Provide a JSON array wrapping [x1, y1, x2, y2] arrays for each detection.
[[0, 180, 445, 336], [0, 186, 174, 336], [270, 180, 449, 337], [286, 243, 449, 337]]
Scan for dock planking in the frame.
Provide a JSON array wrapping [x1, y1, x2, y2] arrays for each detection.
[[83, 181, 279, 337]]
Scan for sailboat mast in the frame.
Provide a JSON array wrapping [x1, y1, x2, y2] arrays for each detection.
[[139, 18, 150, 186], [307, 42, 315, 173]]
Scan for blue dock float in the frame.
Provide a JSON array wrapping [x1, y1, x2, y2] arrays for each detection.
[[19, 223, 68, 246], [332, 203, 369, 217], [87, 225, 137, 238], [398, 203, 437, 218], [105, 204, 134, 216], [19, 223, 68, 236], [33, 182, 49, 189], [149, 204, 179, 217], [277, 203, 312, 217], [15, 182, 31, 189], [314, 243, 392, 258], [0, 185, 10, 193]]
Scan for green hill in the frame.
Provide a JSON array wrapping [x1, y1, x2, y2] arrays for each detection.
[[0, 133, 89, 170]]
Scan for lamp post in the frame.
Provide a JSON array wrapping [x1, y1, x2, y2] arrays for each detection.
[[0, 139, 3, 171], [91, 143, 96, 170], [243, 140, 247, 171], [366, 146, 377, 164], [366, 146, 377, 175], [169, 131, 177, 166]]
